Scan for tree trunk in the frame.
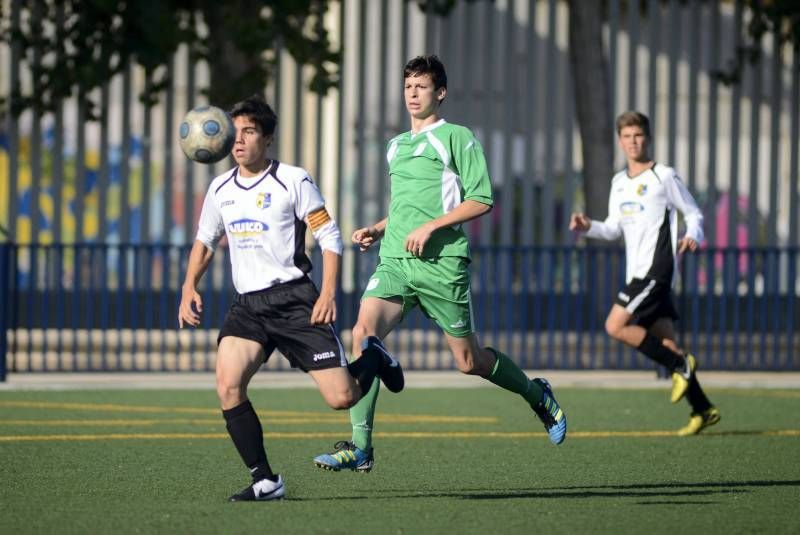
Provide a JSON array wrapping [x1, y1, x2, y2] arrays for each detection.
[[567, 0, 614, 220], [567, 2, 623, 321]]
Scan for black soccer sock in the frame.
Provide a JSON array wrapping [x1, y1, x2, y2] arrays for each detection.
[[222, 400, 275, 482], [347, 349, 381, 397], [686, 374, 713, 413], [637, 334, 684, 372]]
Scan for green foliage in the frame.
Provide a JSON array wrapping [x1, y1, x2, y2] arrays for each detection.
[[713, 0, 800, 85], [0, 0, 484, 118], [0, 0, 341, 117]]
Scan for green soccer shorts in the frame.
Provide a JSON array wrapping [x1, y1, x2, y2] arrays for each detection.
[[361, 256, 474, 337]]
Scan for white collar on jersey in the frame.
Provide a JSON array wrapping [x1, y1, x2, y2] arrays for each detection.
[[233, 160, 279, 190], [410, 118, 446, 137]]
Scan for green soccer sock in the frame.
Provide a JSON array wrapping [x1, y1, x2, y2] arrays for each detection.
[[350, 375, 380, 451], [485, 347, 543, 407]]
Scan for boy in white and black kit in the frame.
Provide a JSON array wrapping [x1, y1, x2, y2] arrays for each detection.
[[570, 110, 720, 436], [178, 95, 403, 501]]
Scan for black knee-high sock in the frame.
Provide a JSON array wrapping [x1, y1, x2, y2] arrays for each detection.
[[686, 374, 713, 413], [637, 333, 684, 372], [347, 349, 381, 397], [222, 400, 274, 482]]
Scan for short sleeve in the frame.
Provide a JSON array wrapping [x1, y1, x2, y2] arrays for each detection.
[[293, 175, 327, 220], [195, 188, 225, 250], [451, 128, 493, 206]]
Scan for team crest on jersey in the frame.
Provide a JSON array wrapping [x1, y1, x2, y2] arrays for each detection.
[[256, 192, 271, 210], [636, 184, 648, 196]]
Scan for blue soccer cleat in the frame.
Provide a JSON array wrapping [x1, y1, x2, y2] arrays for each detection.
[[363, 336, 404, 393], [313, 441, 374, 472], [531, 378, 567, 445]]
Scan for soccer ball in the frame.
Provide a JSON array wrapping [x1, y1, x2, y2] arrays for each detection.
[[179, 105, 235, 164]]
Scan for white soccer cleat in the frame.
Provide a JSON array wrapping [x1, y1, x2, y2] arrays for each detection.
[[228, 474, 285, 502]]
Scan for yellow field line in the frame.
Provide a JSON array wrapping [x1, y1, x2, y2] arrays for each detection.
[[1, 429, 798, 442], [0, 401, 496, 424], [0, 419, 225, 426], [0, 401, 239, 415], [0, 416, 496, 426]]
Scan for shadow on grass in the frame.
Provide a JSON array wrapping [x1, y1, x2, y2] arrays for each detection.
[[635, 501, 719, 505], [287, 488, 738, 502], [457, 488, 747, 500], [700, 430, 799, 437], [454, 479, 800, 501], [291, 479, 799, 502], [540, 479, 800, 492]]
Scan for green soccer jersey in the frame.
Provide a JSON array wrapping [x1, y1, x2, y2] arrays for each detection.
[[379, 119, 493, 259]]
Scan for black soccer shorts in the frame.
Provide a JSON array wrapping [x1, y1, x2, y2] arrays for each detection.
[[614, 277, 679, 329], [218, 277, 347, 372]]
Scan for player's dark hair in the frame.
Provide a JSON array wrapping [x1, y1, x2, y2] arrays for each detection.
[[616, 111, 650, 137], [230, 94, 278, 136], [403, 55, 447, 91]]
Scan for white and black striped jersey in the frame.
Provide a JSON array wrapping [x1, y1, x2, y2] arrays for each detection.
[[196, 160, 343, 294], [585, 162, 704, 285]]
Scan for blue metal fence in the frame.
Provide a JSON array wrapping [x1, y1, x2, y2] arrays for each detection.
[[2, 244, 798, 376]]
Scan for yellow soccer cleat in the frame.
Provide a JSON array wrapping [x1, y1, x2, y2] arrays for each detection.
[[677, 406, 721, 436], [670, 354, 697, 403]]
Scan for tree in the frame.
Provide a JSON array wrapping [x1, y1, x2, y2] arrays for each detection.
[[566, 0, 613, 221], [4, 0, 797, 205], [714, 0, 800, 84], [0, 0, 341, 118]]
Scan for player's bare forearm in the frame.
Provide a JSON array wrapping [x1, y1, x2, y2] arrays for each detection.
[[318, 249, 341, 299], [370, 218, 388, 236], [311, 249, 340, 324], [427, 200, 491, 231], [182, 240, 214, 290], [353, 218, 388, 251], [404, 200, 491, 255], [178, 240, 214, 328]]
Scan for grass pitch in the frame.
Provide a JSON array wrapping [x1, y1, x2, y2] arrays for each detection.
[[1, 386, 799, 534]]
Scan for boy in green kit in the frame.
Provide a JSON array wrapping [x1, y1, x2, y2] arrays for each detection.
[[314, 55, 566, 472]]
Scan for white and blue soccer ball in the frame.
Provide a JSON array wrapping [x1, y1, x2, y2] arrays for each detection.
[[179, 105, 235, 164]]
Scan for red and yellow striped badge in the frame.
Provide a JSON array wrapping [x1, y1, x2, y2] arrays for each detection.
[[307, 207, 332, 231]]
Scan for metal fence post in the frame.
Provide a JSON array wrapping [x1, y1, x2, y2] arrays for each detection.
[[0, 242, 10, 382]]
